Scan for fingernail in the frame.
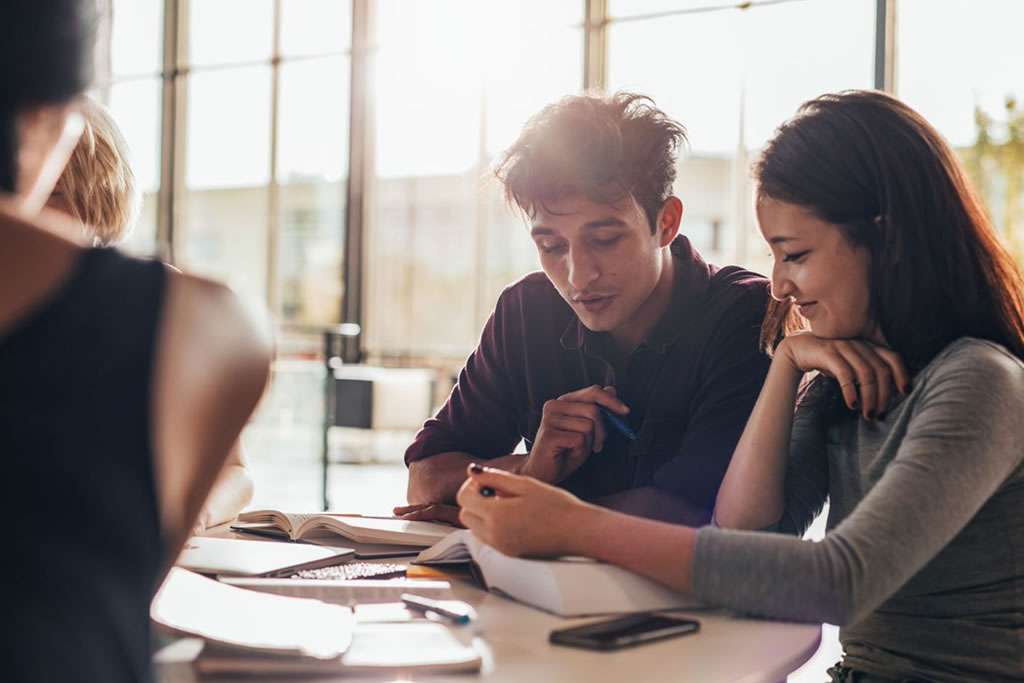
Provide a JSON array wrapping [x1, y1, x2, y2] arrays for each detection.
[[480, 486, 496, 497], [850, 400, 858, 410], [470, 463, 484, 474]]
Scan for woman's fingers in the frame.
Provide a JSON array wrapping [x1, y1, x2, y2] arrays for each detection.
[[836, 341, 883, 419], [871, 344, 912, 396]]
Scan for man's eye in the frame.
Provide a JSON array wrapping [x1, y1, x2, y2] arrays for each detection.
[[538, 243, 565, 254], [592, 236, 622, 247], [783, 250, 810, 263]]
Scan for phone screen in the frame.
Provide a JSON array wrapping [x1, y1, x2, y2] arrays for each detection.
[[550, 613, 700, 650]]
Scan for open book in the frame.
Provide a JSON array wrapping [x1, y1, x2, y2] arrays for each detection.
[[415, 530, 700, 617], [235, 510, 454, 547]]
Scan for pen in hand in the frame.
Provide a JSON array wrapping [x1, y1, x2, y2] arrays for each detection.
[[598, 405, 638, 441]]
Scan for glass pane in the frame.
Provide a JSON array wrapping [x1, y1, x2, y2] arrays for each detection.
[[277, 57, 350, 183], [276, 56, 350, 325], [897, 0, 1024, 260], [897, 0, 1024, 147], [110, 0, 164, 78], [366, 0, 582, 358], [179, 66, 272, 301], [280, 0, 353, 56], [107, 78, 162, 194], [187, 0, 273, 68], [607, 0, 874, 274], [103, 78, 163, 257], [120, 192, 159, 257], [184, 66, 272, 189], [178, 185, 270, 304]]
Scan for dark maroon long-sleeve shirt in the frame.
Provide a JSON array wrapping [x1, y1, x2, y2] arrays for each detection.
[[405, 237, 771, 513]]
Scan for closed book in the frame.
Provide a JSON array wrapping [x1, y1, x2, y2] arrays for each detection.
[[415, 530, 701, 617]]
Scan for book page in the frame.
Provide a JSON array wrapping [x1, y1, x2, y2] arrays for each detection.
[[299, 516, 455, 546], [152, 568, 353, 659], [218, 577, 454, 605]]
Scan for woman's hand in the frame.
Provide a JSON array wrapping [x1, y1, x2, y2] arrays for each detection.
[[455, 464, 596, 557], [779, 332, 911, 419]]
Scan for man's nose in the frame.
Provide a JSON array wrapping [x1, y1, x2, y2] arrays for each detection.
[[567, 247, 599, 289]]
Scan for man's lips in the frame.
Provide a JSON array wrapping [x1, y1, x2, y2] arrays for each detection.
[[573, 294, 615, 313]]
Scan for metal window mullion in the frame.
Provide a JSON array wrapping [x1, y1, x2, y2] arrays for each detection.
[[267, 0, 283, 315], [156, 0, 183, 263], [875, 0, 896, 93], [584, 0, 608, 92], [341, 0, 371, 364]]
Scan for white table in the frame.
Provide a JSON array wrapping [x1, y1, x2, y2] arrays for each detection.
[[155, 538, 821, 683]]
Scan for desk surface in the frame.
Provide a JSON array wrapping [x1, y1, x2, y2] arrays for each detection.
[[156, 535, 821, 683]]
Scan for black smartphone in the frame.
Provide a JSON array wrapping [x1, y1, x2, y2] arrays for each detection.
[[549, 613, 700, 651]]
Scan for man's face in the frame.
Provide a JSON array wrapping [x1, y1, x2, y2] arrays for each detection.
[[530, 193, 672, 342]]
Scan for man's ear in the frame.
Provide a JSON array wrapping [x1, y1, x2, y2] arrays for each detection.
[[655, 196, 683, 247]]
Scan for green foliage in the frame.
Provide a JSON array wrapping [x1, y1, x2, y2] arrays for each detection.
[[966, 96, 1024, 264]]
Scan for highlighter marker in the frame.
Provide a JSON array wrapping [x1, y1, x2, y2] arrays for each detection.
[[598, 405, 638, 441]]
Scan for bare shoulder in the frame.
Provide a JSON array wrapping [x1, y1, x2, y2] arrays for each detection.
[[159, 269, 273, 395]]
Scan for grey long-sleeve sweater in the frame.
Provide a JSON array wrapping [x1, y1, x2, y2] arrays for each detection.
[[693, 338, 1024, 682]]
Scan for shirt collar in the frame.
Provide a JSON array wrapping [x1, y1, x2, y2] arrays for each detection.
[[559, 235, 712, 354]]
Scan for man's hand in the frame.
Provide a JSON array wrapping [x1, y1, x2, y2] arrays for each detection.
[[520, 385, 628, 484], [392, 502, 464, 526]]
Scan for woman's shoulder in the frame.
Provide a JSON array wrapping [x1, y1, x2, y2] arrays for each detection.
[[918, 337, 1024, 400]]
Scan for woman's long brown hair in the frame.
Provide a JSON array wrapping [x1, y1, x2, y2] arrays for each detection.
[[755, 90, 1024, 370]]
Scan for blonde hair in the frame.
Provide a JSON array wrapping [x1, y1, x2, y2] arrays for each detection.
[[53, 98, 140, 245]]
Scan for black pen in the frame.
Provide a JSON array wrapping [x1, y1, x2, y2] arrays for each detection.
[[401, 593, 473, 624]]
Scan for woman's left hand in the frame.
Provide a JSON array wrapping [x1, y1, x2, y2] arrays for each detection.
[[455, 465, 594, 557]]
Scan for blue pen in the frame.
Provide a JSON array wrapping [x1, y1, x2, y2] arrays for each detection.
[[598, 405, 638, 441]]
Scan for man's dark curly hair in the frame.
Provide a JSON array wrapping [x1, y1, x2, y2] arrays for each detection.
[[494, 92, 687, 231]]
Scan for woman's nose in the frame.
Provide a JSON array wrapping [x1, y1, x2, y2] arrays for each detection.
[[770, 269, 794, 302]]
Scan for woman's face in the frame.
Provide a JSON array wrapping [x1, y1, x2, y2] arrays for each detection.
[[758, 197, 882, 343]]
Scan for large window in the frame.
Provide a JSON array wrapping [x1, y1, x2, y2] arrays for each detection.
[[95, 0, 164, 256], [177, 0, 351, 324], [607, 0, 875, 276], [94, 0, 1024, 367], [896, 0, 1024, 261], [364, 0, 583, 360]]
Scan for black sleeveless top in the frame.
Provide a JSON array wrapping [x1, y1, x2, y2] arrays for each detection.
[[0, 248, 166, 682]]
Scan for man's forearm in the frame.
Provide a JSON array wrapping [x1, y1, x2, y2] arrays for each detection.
[[594, 486, 711, 527], [407, 451, 526, 504]]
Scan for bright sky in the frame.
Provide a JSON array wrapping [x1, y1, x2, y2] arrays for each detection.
[[103, 0, 1024, 192]]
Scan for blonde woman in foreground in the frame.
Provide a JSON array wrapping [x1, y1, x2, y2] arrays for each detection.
[[47, 97, 255, 532]]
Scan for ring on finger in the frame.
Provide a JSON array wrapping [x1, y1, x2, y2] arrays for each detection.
[[840, 380, 856, 388]]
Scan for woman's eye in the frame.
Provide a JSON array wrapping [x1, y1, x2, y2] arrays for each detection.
[[783, 250, 810, 263]]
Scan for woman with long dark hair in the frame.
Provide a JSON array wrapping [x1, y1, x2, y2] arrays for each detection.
[[457, 91, 1024, 682], [0, 3, 271, 681]]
